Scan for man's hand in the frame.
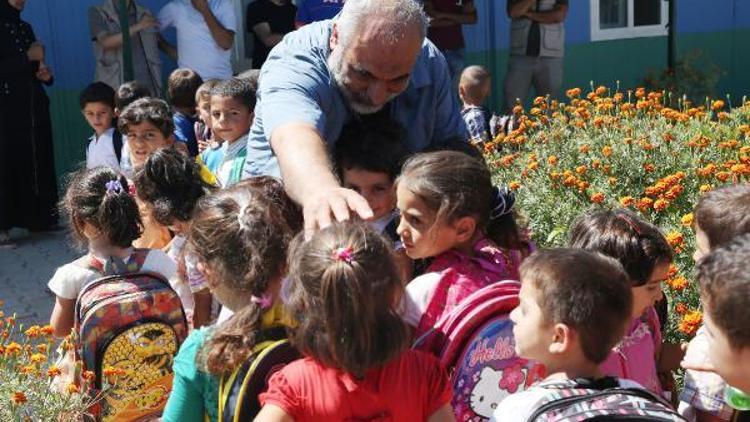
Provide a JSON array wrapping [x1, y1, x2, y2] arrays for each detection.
[[191, 0, 211, 15], [35, 64, 52, 82], [135, 14, 158, 32], [302, 186, 373, 236], [26, 42, 44, 62]]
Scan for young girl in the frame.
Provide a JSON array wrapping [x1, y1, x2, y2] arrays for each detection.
[[162, 181, 299, 422], [134, 148, 215, 328], [48, 166, 178, 338], [256, 222, 455, 421], [569, 208, 673, 396], [397, 151, 532, 339]]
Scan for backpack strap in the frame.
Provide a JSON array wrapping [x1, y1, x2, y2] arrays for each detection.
[[415, 269, 455, 340], [75, 249, 149, 276], [228, 146, 247, 186], [112, 129, 123, 163]]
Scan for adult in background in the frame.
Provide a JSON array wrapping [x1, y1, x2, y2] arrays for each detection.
[[159, 0, 237, 80], [0, 0, 59, 247], [89, 0, 162, 96], [246, 0, 296, 69], [295, 0, 344, 28], [242, 0, 466, 232], [503, 0, 568, 113], [423, 0, 477, 89]]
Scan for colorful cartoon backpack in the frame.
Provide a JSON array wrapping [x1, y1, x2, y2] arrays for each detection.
[[218, 326, 300, 422], [74, 250, 189, 421], [413, 280, 546, 421], [525, 377, 688, 421]]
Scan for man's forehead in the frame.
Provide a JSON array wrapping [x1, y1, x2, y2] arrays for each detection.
[[348, 21, 422, 77]]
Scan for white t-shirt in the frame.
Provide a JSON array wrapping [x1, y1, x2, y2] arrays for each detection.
[[86, 127, 121, 171], [158, 0, 237, 80], [490, 378, 644, 421], [402, 271, 442, 327]]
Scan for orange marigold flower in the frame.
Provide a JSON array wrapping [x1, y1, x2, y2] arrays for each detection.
[[602, 146, 613, 157], [82, 370, 96, 382], [667, 264, 678, 278], [10, 392, 27, 405], [547, 156, 558, 166], [700, 184, 713, 194], [718, 111, 729, 121], [36, 344, 48, 354], [47, 366, 62, 378], [667, 276, 689, 291], [5, 342, 21, 356], [590, 192, 605, 204], [620, 196, 635, 207], [563, 176, 577, 187], [66, 383, 80, 394], [675, 302, 688, 315], [711, 100, 725, 111], [575, 165, 587, 175], [635, 87, 646, 98], [578, 144, 590, 154], [643, 163, 655, 173], [508, 181, 521, 191], [566, 87, 582, 98], [681, 213, 694, 227], [6, 316, 16, 326], [637, 197, 654, 211], [715, 171, 731, 182], [577, 181, 590, 191], [653, 198, 670, 212], [595, 85, 607, 96], [666, 231, 684, 248], [664, 185, 684, 200], [40, 325, 54, 337], [662, 133, 674, 143], [30, 353, 46, 364], [608, 177, 618, 185], [512, 105, 524, 115], [678, 310, 703, 336], [527, 161, 539, 171], [19, 365, 35, 375], [24, 325, 41, 338]]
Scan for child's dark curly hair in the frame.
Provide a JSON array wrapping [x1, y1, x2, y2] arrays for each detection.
[[117, 97, 175, 137], [61, 167, 142, 248], [134, 148, 213, 226]]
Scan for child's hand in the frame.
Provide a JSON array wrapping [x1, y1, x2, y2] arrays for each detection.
[[26, 42, 44, 62], [35, 64, 52, 82], [658, 341, 686, 373]]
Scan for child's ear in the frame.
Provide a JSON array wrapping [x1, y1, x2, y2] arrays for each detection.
[[114, 108, 121, 117], [454, 216, 476, 243], [458, 85, 466, 101], [166, 134, 175, 146], [548, 323, 572, 355]]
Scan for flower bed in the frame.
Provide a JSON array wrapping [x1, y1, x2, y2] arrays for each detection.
[[486, 86, 750, 342]]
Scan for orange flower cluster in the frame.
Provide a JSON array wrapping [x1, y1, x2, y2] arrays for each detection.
[[10, 391, 26, 405], [678, 310, 703, 336], [638, 172, 686, 212], [666, 276, 689, 291]]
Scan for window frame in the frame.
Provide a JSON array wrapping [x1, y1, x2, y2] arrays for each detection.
[[590, 0, 669, 42]]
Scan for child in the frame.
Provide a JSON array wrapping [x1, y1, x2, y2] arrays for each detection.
[[114, 81, 150, 177], [397, 151, 531, 339], [117, 97, 175, 249], [168, 68, 203, 157], [80, 81, 121, 170], [680, 184, 750, 421], [48, 167, 177, 338], [459, 65, 495, 146], [334, 118, 412, 280], [194, 78, 221, 154], [134, 148, 214, 329], [694, 234, 750, 395], [162, 181, 299, 422], [200, 78, 256, 188], [491, 248, 635, 420], [569, 208, 673, 396], [256, 222, 455, 421]]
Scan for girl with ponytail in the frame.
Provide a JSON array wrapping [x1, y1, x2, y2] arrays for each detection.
[[163, 179, 300, 422], [48, 166, 178, 338], [256, 222, 454, 421]]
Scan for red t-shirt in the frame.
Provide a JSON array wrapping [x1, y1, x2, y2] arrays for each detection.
[[259, 349, 453, 421]]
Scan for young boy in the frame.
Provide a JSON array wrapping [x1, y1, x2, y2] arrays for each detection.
[[492, 248, 636, 420], [459, 65, 496, 146], [168, 68, 203, 157], [80, 82, 121, 170], [694, 234, 750, 395], [194, 78, 222, 155], [114, 81, 150, 176], [333, 118, 412, 280], [200, 78, 256, 188], [679, 184, 750, 421]]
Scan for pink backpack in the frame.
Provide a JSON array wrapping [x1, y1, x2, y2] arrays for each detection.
[[413, 281, 546, 421]]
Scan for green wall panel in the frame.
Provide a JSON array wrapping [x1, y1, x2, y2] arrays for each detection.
[[48, 90, 89, 184]]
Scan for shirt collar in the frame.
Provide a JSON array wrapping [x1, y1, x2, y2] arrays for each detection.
[[221, 135, 248, 158], [91, 127, 115, 142]]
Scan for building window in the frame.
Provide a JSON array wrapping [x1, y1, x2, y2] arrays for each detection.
[[590, 0, 668, 41]]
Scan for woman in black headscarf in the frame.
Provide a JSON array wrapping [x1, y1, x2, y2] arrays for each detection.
[[0, 0, 59, 247]]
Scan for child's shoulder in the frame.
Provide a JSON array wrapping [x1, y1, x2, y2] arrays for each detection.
[[140, 248, 177, 275], [47, 258, 101, 300], [492, 385, 551, 421]]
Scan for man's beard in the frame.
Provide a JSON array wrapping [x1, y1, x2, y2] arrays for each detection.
[[328, 47, 398, 115]]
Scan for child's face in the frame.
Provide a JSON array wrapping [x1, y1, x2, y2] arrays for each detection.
[[125, 121, 174, 168], [197, 97, 212, 129], [396, 182, 462, 259], [342, 168, 395, 222], [704, 308, 750, 393], [630, 261, 668, 319], [210, 95, 253, 143], [82, 102, 114, 136], [511, 281, 554, 362], [693, 224, 711, 262]]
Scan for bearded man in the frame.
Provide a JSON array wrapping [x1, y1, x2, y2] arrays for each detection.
[[243, 0, 466, 232]]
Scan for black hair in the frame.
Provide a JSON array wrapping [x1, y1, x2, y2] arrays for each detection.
[[210, 77, 257, 110], [168, 68, 204, 109], [334, 118, 410, 181], [117, 97, 175, 137], [115, 81, 150, 111], [79, 82, 115, 110]]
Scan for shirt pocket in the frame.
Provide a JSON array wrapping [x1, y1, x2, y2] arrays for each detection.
[[542, 26, 563, 51]]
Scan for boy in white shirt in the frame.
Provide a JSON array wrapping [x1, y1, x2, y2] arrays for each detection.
[[80, 82, 122, 170]]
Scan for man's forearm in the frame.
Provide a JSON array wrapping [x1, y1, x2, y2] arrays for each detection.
[[158, 35, 178, 60], [525, 6, 568, 24], [200, 9, 234, 50], [270, 123, 339, 206], [508, 0, 535, 18]]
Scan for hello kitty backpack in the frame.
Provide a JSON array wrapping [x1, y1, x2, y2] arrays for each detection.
[[413, 280, 546, 421]]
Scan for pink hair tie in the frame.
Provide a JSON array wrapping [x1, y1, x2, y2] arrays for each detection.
[[333, 246, 355, 264], [250, 293, 273, 310]]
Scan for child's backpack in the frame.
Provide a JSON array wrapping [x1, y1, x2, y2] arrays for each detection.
[[218, 326, 300, 422], [526, 377, 688, 421], [74, 250, 189, 421], [413, 280, 546, 421]]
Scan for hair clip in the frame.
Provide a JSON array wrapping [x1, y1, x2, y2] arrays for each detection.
[[105, 179, 124, 195], [490, 185, 516, 220], [128, 183, 137, 196], [250, 293, 273, 310], [333, 246, 355, 264], [618, 214, 643, 236]]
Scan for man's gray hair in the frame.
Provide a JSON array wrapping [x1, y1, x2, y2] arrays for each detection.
[[336, 0, 429, 47]]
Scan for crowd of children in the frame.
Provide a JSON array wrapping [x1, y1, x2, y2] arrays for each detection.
[[43, 64, 750, 421]]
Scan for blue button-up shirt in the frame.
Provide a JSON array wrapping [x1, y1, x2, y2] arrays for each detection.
[[243, 19, 467, 179]]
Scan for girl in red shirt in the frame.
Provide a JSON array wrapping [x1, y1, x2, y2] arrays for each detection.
[[257, 222, 455, 422]]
